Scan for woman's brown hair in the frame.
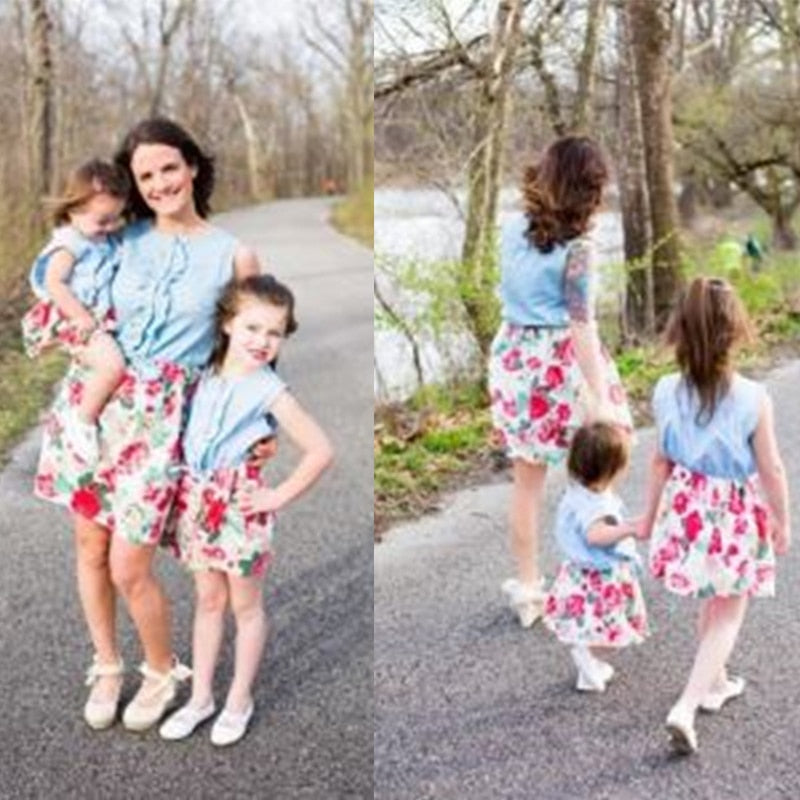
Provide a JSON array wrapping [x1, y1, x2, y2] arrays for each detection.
[[47, 159, 130, 225], [567, 422, 630, 488], [521, 136, 609, 253], [665, 277, 754, 423], [209, 274, 299, 371], [114, 117, 215, 220]]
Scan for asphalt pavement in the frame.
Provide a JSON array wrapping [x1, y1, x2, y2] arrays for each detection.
[[376, 359, 800, 800], [0, 197, 373, 799]]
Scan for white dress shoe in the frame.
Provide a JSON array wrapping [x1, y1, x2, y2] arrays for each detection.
[[83, 655, 125, 730], [666, 705, 698, 754], [122, 658, 192, 732], [210, 702, 255, 747], [501, 578, 544, 628], [159, 700, 216, 741]]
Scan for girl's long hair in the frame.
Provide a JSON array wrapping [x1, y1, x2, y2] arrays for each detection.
[[114, 117, 215, 220], [209, 274, 299, 371], [665, 277, 754, 423], [521, 136, 608, 253], [47, 159, 130, 225]]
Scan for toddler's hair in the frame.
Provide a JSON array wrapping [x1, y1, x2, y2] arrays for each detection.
[[665, 276, 753, 423], [46, 159, 130, 225], [210, 274, 298, 370], [522, 136, 608, 253], [567, 422, 629, 488]]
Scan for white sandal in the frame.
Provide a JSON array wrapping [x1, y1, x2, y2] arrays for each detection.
[[84, 655, 125, 730], [122, 657, 192, 732], [159, 700, 216, 741]]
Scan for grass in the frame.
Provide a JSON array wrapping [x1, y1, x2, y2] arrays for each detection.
[[331, 180, 374, 248], [0, 325, 66, 467], [374, 245, 800, 539]]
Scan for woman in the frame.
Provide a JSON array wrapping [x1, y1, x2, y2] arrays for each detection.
[[488, 136, 633, 628], [34, 117, 264, 731]]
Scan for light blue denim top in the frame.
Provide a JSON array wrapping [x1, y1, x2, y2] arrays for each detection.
[[29, 225, 119, 315], [499, 214, 593, 326], [653, 372, 765, 481], [555, 482, 637, 569], [183, 367, 286, 474], [112, 220, 238, 369]]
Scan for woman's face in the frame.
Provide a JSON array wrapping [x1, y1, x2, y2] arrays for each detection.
[[129, 143, 197, 218]]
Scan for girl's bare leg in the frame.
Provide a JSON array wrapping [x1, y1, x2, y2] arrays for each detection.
[[189, 570, 229, 707], [77, 332, 126, 423], [225, 574, 269, 713]]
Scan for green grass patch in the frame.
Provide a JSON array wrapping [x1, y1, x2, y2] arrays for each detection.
[[0, 332, 66, 466], [331, 180, 373, 248]]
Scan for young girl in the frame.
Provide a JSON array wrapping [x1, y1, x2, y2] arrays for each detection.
[[158, 274, 334, 746], [543, 422, 649, 691], [642, 277, 790, 754], [22, 159, 128, 464], [488, 136, 633, 627]]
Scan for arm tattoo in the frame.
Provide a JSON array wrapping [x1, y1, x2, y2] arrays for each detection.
[[564, 240, 593, 323]]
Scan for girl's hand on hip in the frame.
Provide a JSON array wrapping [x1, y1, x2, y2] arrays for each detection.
[[240, 486, 283, 515]]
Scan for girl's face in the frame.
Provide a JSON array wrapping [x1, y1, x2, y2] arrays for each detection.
[[223, 297, 289, 371], [69, 192, 125, 240], [129, 143, 197, 218]]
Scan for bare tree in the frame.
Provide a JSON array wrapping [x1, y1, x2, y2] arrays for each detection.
[[627, 0, 682, 327], [28, 0, 54, 215]]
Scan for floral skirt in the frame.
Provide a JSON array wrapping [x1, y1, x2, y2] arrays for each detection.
[[34, 359, 198, 545], [164, 462, 275, 578], [21, 301, 116, 358], [488, 322, 632, 465], [648, 464, 775, 598], [543, 560, 649, 647]]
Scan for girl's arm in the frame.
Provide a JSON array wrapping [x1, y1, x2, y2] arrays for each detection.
[[565, 239, 611, 418], [43, 249, 95, 330], [753, 394, 791, 554], [586, 515, 642, 547], [239, 391, 334, 514], [640, 447, 672, 539], [233, 244, 262, 280]]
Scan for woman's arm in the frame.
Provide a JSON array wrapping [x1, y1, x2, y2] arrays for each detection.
[[43, 249, 95, 330], [564, 239, 611, 417], [239, 391, 334, 514], [233, 244, 262, 280], [753, 394, 791, 554]]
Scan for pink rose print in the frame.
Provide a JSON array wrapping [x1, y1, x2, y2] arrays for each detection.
[[525, 356, 542, 370], [553, 337, 574, 362], [555, 403, 571, 423], [672, 492, 689, 515], [684, 510, 703, 543], [754, 505, 768, 540], [529, 393, 549, 420], [668, 573, 691, 592], [690, 472, 708, 492], [545, 595, 558, 615], [728, 487, 745, 514], [501, 347, 523, 371], [565, 594, 585, 618], [31, 302, 52, 328], [708, 528, 723, 555], [544, 365, 564, 389], [602, 584, 622, 609]]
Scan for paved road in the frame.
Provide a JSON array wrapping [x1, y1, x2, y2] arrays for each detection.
[[0, 198, 373, 799], [376, 360, 800, 799]]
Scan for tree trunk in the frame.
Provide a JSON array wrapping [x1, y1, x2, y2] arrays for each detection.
[[460, 0, 524, 361], [615, 1, 653, 341], [571, 0, 606, 131], [627, 0, 682, 330], [29, 0, 54, 221]]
